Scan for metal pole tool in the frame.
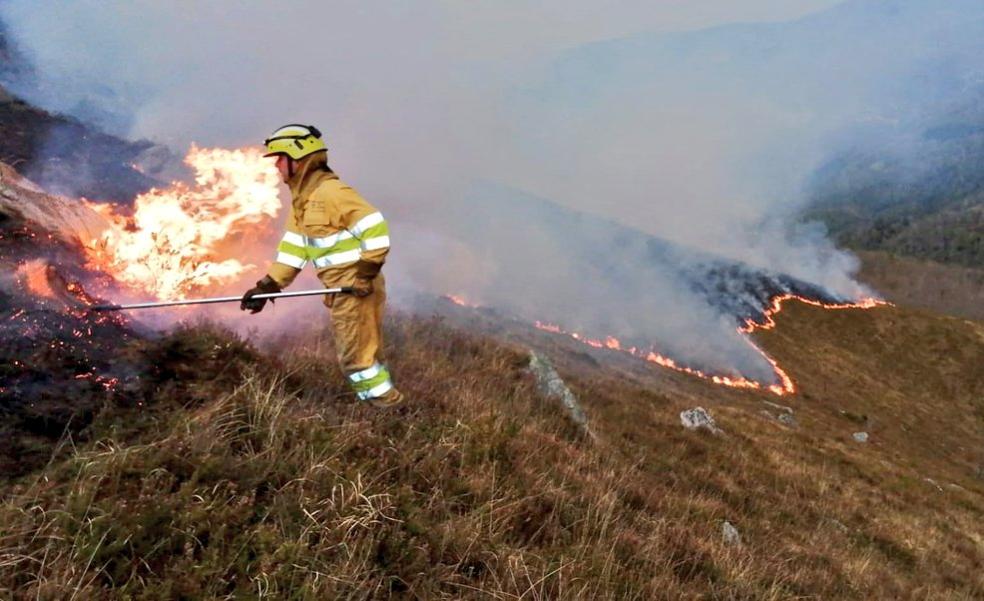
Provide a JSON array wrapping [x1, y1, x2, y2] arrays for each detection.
[[89, 287, 354, 311]]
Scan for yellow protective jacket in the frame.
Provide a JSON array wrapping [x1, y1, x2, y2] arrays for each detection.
[[266, 154, 390, 288]]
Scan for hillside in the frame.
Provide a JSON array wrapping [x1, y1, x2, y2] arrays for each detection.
[[806, 140, 984, 269], [525, 0, 984, 270], [0, 83, 167, 203], [0, 140, 981, 599], [0, 296, 981, 598], [0, 22, 165, 204], [1, 3, 982, 597], [800, 18, 984, 268], [856, 250, 984, 321]]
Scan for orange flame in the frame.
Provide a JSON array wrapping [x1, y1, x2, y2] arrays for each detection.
[[525, 294, 888, 396], [737, 294, 885, 333], [15, 259, 56, 298], [81, 145, 281, 300], [444, 294, 480, 308]]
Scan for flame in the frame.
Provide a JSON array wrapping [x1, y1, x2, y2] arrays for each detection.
[[15, 259, 56, 298], [444, 294, 481, 308], [462, 292, 889, 396], [81, 145, 281, 300], [737, 294, 885, 333]]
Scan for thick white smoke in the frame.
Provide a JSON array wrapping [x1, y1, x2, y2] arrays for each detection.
[[4, 0, 976, 382]]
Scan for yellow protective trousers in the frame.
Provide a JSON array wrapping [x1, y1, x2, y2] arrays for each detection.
[[321, 272, 400, 403]]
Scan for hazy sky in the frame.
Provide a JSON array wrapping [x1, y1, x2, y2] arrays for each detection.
[[0, 1, 843, 146]]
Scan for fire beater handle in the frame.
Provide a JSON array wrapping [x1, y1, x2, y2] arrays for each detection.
[[88, 287, 354, 311]]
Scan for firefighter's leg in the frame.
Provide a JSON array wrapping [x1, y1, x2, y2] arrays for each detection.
[[325, 274, 402, 407]]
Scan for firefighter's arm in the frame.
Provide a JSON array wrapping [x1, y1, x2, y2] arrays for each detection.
[[319, 183, 389, 297], [267, 204, 305, 288], [323, 184, 391, 268]]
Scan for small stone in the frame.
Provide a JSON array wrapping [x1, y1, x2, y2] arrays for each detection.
[[762, 400, 794, 414], [852, 432, 868, 443], [823, 518, 849, 534], [680, 407, 723, 435], [721, 520, 742, 546], [777, 413, 797, 427]]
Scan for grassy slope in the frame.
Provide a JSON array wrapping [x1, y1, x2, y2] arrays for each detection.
[[856, 250, 984, 322], [0, 303, 982, 600]]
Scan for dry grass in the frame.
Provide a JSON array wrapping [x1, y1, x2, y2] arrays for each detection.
[[857, 250, 984, 321], [0, 306, 982, 599]]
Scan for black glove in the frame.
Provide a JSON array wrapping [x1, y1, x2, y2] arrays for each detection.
[[351, 277, 373, 297], [352, 260, 381, 298], [240, 275, 281, 314]]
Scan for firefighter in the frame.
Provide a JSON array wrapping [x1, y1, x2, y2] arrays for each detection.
[[241, 124, 402, 408]]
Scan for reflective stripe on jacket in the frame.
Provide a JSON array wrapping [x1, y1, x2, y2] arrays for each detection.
[[267, 155, 390, 288], [274, 211, 391, 269]]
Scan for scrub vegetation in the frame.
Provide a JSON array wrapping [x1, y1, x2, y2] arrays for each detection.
[[0, 302, 982, 599], [806, 140, 984, 271]]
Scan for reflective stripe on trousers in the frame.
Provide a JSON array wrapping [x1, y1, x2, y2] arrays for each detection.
[[347, 362, 394, 400]]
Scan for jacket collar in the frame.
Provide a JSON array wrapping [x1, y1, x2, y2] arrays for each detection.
[[287, 153, 337, 201]]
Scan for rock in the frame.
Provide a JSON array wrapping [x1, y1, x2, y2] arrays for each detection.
[[824, 518, 850, 534], [777, 413, 798, 427], [527, 351, 594, 441], [852, 432, 869, 443], [762, 400, 794, 414], [760, 408, 797, 428], [721, 521, 742, 546], [680, 407, 723, 435], [0, 162, 110, 242]]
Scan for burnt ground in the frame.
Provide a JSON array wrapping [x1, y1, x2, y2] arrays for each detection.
[[0, 207, 144, 476], [0, 21, 159, 202], [0, 162, 271, 478], [0, 87, 160, 203]]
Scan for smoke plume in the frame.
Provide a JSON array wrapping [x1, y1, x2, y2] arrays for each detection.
[[3, 0, 978, 382]]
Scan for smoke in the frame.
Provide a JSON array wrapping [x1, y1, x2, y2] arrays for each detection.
[[3, 0, 977, 382]]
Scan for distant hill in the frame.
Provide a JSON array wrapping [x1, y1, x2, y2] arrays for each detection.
[[804, 102, 984, 268], [807, 189, 983, 268], [0, 21, 164, 202], [522, 0, 984, 269], [0, 84, 165, 202]]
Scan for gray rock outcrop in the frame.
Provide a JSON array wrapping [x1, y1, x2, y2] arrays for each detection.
[[721, 521, 742, 546], [680, 407, 723, 435], [528, 351, 594, 441]]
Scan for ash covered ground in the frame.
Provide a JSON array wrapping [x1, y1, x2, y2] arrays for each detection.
[[0, 164, 144, 475]]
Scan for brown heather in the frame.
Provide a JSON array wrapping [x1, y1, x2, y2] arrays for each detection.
[[856, 250, 984, 322], [0, 299, 982, 599]]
